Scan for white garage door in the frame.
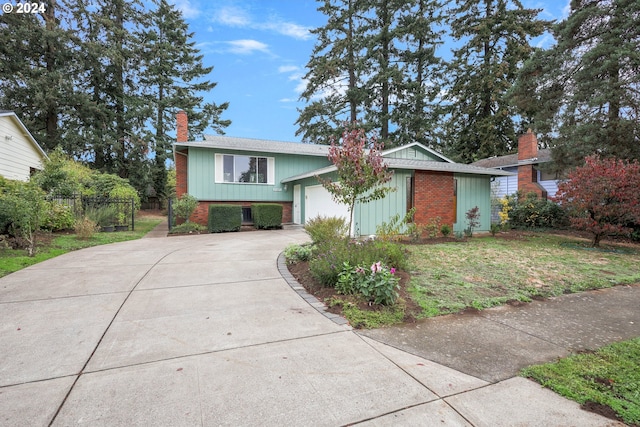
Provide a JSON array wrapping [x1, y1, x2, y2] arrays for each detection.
[[304, 184, 350, 223]]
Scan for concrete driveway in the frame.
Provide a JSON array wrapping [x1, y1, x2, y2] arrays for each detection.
[[0, 229, 621, 426]]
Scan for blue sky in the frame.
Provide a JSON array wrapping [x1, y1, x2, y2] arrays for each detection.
[[170, 0, 571, 143]]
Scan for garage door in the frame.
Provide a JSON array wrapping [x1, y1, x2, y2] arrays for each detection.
[[304, 184, 350, 223]]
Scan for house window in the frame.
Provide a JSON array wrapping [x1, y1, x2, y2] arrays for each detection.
[[217, 154, 273, 184]]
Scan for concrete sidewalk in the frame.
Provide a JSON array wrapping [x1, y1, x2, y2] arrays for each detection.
[[0, 229, 630, 426]]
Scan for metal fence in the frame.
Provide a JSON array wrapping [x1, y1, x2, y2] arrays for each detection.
[[47, 194, 136, 231]]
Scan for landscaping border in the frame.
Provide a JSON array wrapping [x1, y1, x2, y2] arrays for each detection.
[[276, 252, 351, 328]]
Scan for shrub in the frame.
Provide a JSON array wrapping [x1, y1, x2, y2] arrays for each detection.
[[336, 261, 400, 305], [252, 203, 282, 229], [490, 223, 501, 236], [375, 208, 415, 242], [464, 206, 480, 237], [304, 215, 348, 244], [0, 181, 47, 256], [85, 206, 118, 227], [74, 217, 98, 240], [208, 204, 241, 233], [168, 222, 206, 234], [283, 243, 314, 263], [173, 193, 198, 223], [42, 202, 76, 231], [423, 216, 441, 238], [309, 239, 407, 287], [555, 156, 640, 247], [509, 192, 568, 229], [440, 224, 452, 237]]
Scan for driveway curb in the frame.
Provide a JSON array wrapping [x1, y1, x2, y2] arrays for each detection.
[[276, 252, 351, 328]]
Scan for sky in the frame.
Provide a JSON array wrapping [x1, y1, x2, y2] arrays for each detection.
[[169, 0, 572, 143]]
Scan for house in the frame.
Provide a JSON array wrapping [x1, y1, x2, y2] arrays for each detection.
[[471, 130, 558, 200], [173, 111, 513, 235], [0, 111, 48, 181]]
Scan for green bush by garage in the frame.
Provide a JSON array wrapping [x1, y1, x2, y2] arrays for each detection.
[[251, 203, 283, 229], [208, 204, 241, 233]]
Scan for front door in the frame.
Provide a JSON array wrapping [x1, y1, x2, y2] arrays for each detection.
[[293, 184, 301, 224]]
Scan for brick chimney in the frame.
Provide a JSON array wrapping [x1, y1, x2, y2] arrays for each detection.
[[175, 111, 189, 199], [176, 110, 188, 143], [517, 129, 547, 199]]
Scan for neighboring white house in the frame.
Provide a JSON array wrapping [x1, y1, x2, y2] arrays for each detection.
[[471, 130, 559, 200], [0, 110, 48, 181]]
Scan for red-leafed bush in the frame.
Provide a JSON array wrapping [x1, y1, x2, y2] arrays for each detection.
[[555, 156, 640, 247]]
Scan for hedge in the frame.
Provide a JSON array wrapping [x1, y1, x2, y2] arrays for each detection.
[[252, 203, 283, 229], [208, 204, 241, 233]]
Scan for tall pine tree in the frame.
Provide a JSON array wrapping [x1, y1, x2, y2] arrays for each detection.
[[138, 0, 230, 201], [511, 0, 640, 172], [296, 0, 369, 143], [391, 0, 445, 147], [442, 0, 549, 163], [0, 0, 76, 150]]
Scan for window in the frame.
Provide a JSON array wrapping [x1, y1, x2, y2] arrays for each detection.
[[216, 154, 275, 184]]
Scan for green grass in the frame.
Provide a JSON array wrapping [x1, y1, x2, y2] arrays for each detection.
[[522, 338, 640, 425], [0, 217, 162, 278], [407, 233, 640, 318], [327, 297, 406, 329]]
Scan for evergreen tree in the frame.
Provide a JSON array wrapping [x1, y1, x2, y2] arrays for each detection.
[[0, 0, 76, 150], [296, 0, 369, 143], [442, 0, 549, 163], [138, 0, 230, 202], [392, 0, 445, 147], [511, 0, 640, 172]]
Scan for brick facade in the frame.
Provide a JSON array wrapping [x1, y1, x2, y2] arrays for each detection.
[[189, 201, 293, 226], [176, 111, 188, 143], [413, 170, 455, 228], [517, 130, 548, 199], [175, 150, 188, 198]]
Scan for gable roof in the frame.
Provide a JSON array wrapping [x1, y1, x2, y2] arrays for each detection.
[[175, 135, 331, 157], [381, 142, 454, 163], [471, 148, 552, 169], [0, 111, 48, 160], [281, 158, 513, 183]]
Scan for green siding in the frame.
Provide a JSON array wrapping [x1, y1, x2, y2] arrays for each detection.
[[454, 174, 492, 233], [293, 170, 410, 236], [187, 147, 331, 201], [385, 146, 442, 161], [353, 170, 411, 236]]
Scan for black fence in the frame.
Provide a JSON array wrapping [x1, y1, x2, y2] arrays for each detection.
[[47, 194, 136, 231]]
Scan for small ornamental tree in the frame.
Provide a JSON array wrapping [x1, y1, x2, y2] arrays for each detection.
[[555, 156, 640, 247], [317, 126, 394, 236]]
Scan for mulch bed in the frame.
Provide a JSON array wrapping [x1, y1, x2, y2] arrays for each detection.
[[287, 260, 423, 324]]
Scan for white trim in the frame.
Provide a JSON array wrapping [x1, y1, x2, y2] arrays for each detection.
[[381, 142, 454, 163], [214, 153, 223, 183], [214, 153, 275, 185]]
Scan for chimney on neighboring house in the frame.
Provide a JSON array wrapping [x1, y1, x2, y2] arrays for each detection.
[[517, 129, 548, 199], [176, 110, 188, 143]]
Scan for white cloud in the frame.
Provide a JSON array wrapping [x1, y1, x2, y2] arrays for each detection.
[[211, 5, 311, 40], [215, 5, 251, 27], [278, 65, 299, 74], [263, 21, 312, 41], [169, 0, 200, 19], [227, 39, 270, 55]]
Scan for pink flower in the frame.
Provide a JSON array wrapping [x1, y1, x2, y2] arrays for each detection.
[[390, 268, 396, 274], [371, 261, 382, 274]]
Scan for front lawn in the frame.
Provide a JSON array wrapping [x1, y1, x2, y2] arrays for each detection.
[[522, 337, 640, 426], [288, 231, 640, 328], [0, 216, 162, 278], [408, 233, 640, 318]]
